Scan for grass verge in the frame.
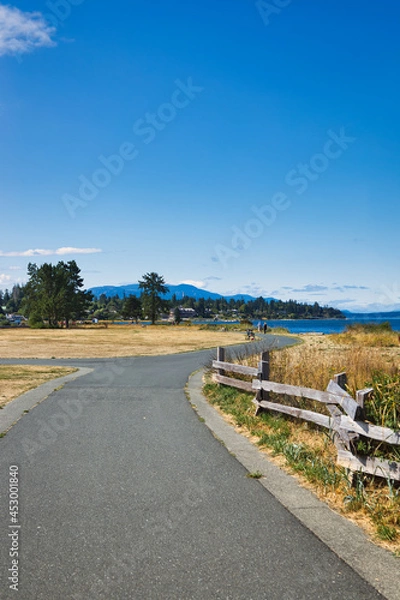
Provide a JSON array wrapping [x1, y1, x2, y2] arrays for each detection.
[[203, 380, 400, 554], [203, 330, 400, 555], [0, 365, 77, 408]]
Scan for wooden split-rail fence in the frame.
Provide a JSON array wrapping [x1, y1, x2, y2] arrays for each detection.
[[212, 347, 400, 482]]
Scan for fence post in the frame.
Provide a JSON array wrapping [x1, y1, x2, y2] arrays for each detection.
[[356, 388, 373, 419], [333, 372, 347, 390], [216, 347, 225, 376], [259, 351, 270, 382], [332, 371, 360, 484], [255, 351, 270, 416]]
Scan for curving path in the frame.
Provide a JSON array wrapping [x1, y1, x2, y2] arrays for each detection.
[[0, 338, 392, 599]]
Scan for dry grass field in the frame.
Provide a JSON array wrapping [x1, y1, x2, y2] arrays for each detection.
[[0, 365, 77, 408], [0, 324, 248, 408], [0, 324, 247, 359]]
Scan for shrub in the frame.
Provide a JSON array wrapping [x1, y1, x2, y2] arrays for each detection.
[[0, 315, 9, 327], [28, 313, 46, 329], [345, 322, 393, 333]]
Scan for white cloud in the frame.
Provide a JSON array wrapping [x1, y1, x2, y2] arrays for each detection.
[[54, 247, 102, 256], [178, 279, 206, 288], [0, 4, 56, 57], [226, 283, 269, 298], [0, 273, 11, 284], [291, 285, 329, 293], [0, 247, 102, 257], [8, 265, 21, 270]]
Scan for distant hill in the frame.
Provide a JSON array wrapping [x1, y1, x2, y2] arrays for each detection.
[[89, 282, 277, 303]]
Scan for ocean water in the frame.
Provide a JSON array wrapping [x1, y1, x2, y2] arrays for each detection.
[[254, 317, 400, 334]]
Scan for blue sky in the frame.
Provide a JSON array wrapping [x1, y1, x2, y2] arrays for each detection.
[[1, 1, 399, 311]]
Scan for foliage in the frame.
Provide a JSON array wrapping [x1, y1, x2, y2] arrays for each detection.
[[0, 285, 25, 314], [171, 296, 343, 320], [22, 261, 93, 328], [365, 372, 400, 431], [2, 284, 24, 313], [346, 322, 393, 333], [83, 291, 345, 323], [173, 306, 182, 324], [121, 295, 142, 321], [138, 272, 169, 324], [0, 314, 9, 326], [28, 311, 46, 329]]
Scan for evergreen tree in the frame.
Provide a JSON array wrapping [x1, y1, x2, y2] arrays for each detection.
[[138, 272, 169, 324], [173, 306, 181, 324], [121, 295, 142, 322], [22, 261, 92, 327]]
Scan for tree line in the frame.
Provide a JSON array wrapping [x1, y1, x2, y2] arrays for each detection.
[[0, 266, 172, 327], [0, 262, 344, 327]]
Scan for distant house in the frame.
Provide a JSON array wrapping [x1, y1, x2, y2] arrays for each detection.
[[169, 307, 197, 322], [6, 314, 27, 325]]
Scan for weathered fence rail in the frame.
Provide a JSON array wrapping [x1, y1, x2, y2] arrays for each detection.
[[211, 347, 400, 482]]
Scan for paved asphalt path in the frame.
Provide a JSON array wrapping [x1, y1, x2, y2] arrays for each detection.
[[0, 337, 387, 599]]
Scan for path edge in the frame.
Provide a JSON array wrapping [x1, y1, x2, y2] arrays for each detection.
[[0, 367, 93, 435]]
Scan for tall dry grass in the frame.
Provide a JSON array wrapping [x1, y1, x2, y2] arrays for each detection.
[[332, 322, 400, 348], [269, 343, 399, 398], [232, 332, 400, 431]]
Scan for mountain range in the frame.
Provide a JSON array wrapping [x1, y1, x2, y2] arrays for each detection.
[[89, 283, 276, 303], [89, 283, 400, 318]]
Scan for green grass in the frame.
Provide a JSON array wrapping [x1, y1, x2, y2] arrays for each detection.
[[246, 471, 263, 479], [376, 524, 398, 542]]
